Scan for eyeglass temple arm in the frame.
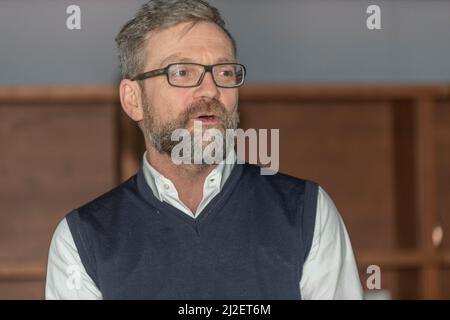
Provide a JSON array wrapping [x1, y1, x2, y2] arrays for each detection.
[[131, 68, 166, 81]]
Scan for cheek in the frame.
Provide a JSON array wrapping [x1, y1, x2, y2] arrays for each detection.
[[221, 90, 239, 112], [146, 86, 188, 121]]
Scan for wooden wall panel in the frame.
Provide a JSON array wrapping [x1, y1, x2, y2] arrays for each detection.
[[0, 102, 118, 299], [436, 100, 450, 250], [435, 99, 450, 300], [442, 269, 450, 299], [360, 269, 420, 300], [0, 281, 44, 300]]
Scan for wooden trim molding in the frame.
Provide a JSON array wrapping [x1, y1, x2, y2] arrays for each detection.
[[0, 84, 449, 104], [0, 86, 118, 104]]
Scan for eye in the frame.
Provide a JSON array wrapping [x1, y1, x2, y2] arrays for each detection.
[[172, 68, 189, 77], [220, 70, 234, 77]]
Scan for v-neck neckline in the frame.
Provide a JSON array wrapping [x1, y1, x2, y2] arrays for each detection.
[[136, 161, 245, 234]]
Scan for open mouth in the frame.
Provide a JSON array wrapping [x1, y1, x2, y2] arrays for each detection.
[[194, 113, 220, 124]]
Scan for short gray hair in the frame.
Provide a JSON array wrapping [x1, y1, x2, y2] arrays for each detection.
[[115, 0, 237, 79]]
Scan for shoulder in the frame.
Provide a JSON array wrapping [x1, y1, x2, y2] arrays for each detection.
[[64, 173, 143, 243], [308, 186, 350, 261], [241, 163, 319, 192], [241, 163, 320, 215], [61, 176, 141, 286], [316, 186, 344, 233], [69, 174, 139, 220], [49, 217, 78, 258], [241, 163, 320, 231]]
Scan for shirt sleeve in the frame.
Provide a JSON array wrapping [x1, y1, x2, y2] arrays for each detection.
[[45, 217, 102, 300], [300, 186, 364, 300]]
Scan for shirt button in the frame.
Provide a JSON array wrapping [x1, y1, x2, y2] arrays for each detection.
[[164, 184, 170, 190]]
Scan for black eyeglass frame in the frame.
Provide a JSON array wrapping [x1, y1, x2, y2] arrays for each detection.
[[130, 62, 246, 88]]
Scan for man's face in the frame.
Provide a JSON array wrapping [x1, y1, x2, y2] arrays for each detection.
[[140, 21, 240, 156]]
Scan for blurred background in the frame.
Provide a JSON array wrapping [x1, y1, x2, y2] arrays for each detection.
[[0, 0, 449, 299]]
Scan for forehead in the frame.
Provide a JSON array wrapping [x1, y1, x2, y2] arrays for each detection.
[[144, 21, 235, 69]]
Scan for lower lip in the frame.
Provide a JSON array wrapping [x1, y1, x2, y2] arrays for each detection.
[[193, 116, 220, 125]]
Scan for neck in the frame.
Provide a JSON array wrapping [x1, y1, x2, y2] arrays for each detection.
[[146, 144, 216, 215]]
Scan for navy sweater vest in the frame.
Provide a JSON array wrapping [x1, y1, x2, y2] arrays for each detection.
[[66, 163, 318, 299]]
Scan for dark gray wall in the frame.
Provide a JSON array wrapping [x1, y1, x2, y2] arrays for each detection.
[[1, 0, 449, 85]]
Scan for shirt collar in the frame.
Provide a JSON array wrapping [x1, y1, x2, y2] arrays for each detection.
[[142, 150, 236, 202]]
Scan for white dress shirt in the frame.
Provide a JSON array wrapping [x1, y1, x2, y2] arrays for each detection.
[[45, 151, 363, 300]]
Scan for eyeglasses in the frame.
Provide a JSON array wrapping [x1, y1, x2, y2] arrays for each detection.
[[131, 63, 246, 88]]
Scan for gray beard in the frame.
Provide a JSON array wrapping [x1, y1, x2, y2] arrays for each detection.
[[142, 97, 240, 165]]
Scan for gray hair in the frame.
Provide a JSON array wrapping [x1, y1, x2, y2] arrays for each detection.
[[115, 0, 237, 79]]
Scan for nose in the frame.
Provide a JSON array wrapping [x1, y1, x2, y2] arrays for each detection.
[[193, 71, 220, 100]]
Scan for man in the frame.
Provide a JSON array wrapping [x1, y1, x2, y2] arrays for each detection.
[[45, 0, 363, 299]]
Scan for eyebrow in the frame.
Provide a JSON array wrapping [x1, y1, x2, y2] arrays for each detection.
[[158, 53, 236, 68]]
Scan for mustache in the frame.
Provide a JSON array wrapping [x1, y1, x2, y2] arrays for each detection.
[[181, 99, 228, 127]]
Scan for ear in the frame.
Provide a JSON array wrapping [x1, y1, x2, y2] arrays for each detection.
[[119, 79, 145, 122]]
